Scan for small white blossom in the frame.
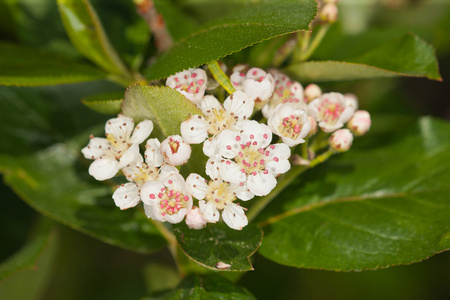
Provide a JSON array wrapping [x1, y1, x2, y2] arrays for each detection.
[[185, 206, 207, 230], [348, 110, 371, 136], [81, 115, 153, 181], [330, 129, 353, 152], [304, 83, 322, 103], [160, 135, 192, 166], [268, 103, 311, 147], [142, 173, 193, 224], [230, 67, 274, 108], [186, 155, 253, 230], [166, 68, 207, 104], [112, 139, 178, 210], [180, 91, 254, 157], [262, 72, 305, 119], [217, 120, 291, 196], [308, 92, 355, 132]]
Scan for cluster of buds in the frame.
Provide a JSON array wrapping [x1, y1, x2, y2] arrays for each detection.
[[82, 65, 370, 231]]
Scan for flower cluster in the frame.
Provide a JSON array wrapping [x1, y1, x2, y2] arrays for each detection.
[[82, 66, 371, 231]]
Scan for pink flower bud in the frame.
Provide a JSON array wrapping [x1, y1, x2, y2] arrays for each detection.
[[330, 129, 353, 152], [160, 135, 192, 166], [320, 3, 338, 23], [185, 206, 207, 230], [304, 84, 322, 103], [348, 110, 371, 136]]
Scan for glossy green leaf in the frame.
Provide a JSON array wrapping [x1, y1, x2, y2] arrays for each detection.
[[0, 218, 57, 300], [286, 33, 442, 82], [144, 0, 317, 80], [122, 84, 202, 137], [0, 42, 106, 86], [153, 0, 198, 41], [0, 218, 54, 282], [57, 0, 131, 78], [81, 91, 123, 115], [173, 222, 263, 271], [258, 117, 450, 271], [0, 142, 166, 254], [147, 274, 256, 300]]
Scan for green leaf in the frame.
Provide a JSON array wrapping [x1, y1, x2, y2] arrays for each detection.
[[122, 84, 202, 137], [144, 0, 317, 81], [0, 218, 57, 300], [57, 0, 131, 79], [0, 142, 166, 254], [153, 0, 198, 41], [258, 117, 450, 271], [286, 33, 442, 82], [0, 42, 106, 86], [147, 274, 256, 300], [0, 218, 54, 282], [81, 91, 123, 115], [173, 222, 263, 271]]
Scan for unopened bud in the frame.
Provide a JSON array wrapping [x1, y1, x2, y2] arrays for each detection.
[[320, 3, 338, 23], [330, 129, 353, 152], [348, 110, 371, 136], [344, 93, 358, 110], [304, 84, 322, 103], [307, 115, 318, 137], [185, 206, 207, 230], [160, 135, 191, 166]]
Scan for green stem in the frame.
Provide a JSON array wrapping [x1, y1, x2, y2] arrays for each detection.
[[208, 61, 236, 95], [295, 24, 330, 62], [247, 149, 335, 222], [301, 138, 309, 159]]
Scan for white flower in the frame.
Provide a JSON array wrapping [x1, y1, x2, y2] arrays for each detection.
[[268, 103, 311, 147], [185, 206, 207, 230], [81, 115, 153, 181], [348, 110, 371, 136], [160, 135, 192, 166], [308, 92, 355, 133], [217, 120, 291, 196], [304, 83, 322, 103], [262, 72, 305, 119], [180, 91, 254, 157], [330, 129, 353, 152], [186, 155, 253, 230], [166, 68, 207, 104], [230, 67, 274, 108], [112, 139, 179, 210], [141, 173, 193, 224]]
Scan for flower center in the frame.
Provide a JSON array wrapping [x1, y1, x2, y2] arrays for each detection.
[[151, 186, 190, 216], [318, 99, 344, 124], [174, 74, 204, 95], [206, 108, 237, 136], [232, 135, 274, 176], [132, 163, 158, 185], [205, 181, 236, 210], [279, 115, 303, 139], [105, 133, 130, 158], [168, 138, 180, 154]]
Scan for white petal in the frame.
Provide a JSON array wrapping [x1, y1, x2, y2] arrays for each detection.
[[200, 95, 222, 115], [164, 173, 188, 194], [141, 180, 165, 205], [219, 160, 246, 184], [88, 157, 119, 181], [164, 208, 189, 224], [180, 115, 209, 144], [339, 106, 355, 124], [222, 203, 248, 230], [202, 136, 220, 157], [217, 130, 239, 159], [223, 91, 254, 120], [81, 137, 109, 160], [199, 200, 220, 223], [118, 143, 139, 168], [247, 171, 277, 196], [186, 173, 208, 200], [205, 155, 222, 180], [121, 154, 144, 180], [112, 183, 140, 210], [143, 203, 159, 221], [158, 164, 179, 181], [129, 120, 153, 144], [229, 183, 254, 201], [160, 135, 192, 166], [105, 115, 134, 139], [265, 143, 291, 175], [144, 138, 164, 167], [241, 120, 272, 148]]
